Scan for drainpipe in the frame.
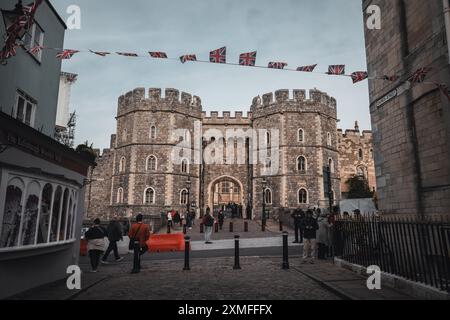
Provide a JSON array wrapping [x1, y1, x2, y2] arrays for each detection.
[[444, 0, 450, 64]]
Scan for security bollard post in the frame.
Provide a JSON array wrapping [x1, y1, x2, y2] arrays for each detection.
[[200, 223, 204, 233], [229, 221, 233, 233], [183, 236, 190, 271], [244, 221, 248, 232], [183, 224, 187, 234], [167, 223, 171, 234], [233, 235, 241, 270], [215, 222, 219, 233], [282, 231, 289, 270], [279, 220, 283, 231]]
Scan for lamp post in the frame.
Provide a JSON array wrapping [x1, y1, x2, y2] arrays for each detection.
[[261, 177, 267, 229]]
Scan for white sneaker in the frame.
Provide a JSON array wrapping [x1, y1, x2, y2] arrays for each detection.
[[116, 257, 124, 262], [100, 260, 109, 264]]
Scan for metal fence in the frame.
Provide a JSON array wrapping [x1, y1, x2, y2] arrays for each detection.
[[333, 216, 450, 293]]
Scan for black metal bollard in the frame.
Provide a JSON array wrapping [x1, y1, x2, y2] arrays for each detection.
[[233, 235, 241, 270], [282, 231, 289, 270], [215, 222, 219, 233], [183, 236, 190, 271], [183, 224, 187, 234], [167, 223, 171, 234], [279, 221, 283, 231], [229, 221, 233, 233], [200, 223, 204, 233], [244, 221, 248, 232], [261, 223, 266, 232]]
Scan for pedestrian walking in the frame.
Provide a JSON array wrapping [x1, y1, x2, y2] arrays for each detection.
[[128, 214, 150, 274], [317, 213, 332, 259], [300, 210, 319, 264], [84, 218, 107, 272], [167, 210, 173, 228], [203, 211, 215, 244], [101, 215, 124, 264], [218, 209, 225, 230], [291, 208, 304, 243]]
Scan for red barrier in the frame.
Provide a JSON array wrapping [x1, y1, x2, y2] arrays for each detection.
[[147, 233, 186, 253], [80, 239, 88, 256]]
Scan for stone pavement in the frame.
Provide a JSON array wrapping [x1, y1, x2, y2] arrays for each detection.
[[12, 256, 415, 300], [190, 235, 299, 251]]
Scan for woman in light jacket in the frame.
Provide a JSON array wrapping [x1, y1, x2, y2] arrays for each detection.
[[84, 218, 107, 272], [317, 214, 332, 259]]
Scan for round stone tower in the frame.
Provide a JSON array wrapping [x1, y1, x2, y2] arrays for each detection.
[[111, 88, 202, 220], [251, 89, 340, 216]]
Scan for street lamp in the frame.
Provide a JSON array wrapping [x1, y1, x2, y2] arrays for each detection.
[[261, 177, 267, 229], [186, 176, 191, 215]]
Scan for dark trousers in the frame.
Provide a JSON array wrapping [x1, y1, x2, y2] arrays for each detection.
[[318, 243, 328, 259], [102, 240, 120, 261], [294, 224, 304, 243], [132, 242, 147, 273], [89, 250, 103, 271]]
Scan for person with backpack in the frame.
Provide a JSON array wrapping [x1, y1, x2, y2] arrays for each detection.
[[202, 211, 215, 244], [84, 218, 107, 273], [128, 214, 150, 273]]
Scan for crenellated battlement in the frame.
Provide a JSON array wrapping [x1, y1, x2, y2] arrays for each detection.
[[251, 89, 336, 109], [201, 111, 253, 125], [117, 88, 202, 117]]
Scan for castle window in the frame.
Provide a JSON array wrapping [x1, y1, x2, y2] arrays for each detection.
[[119, 157, 126, 173], [180, 189, 188, 205], [327, 132, 332, 146], [150, 126, 156, 140], [264, 188, 272, 205], [329, 158, 335, 174], [144, 188, 155, 205], [370, 149, 374, 159], [359, 148, 364, 160], [265, 158, 272, 173], [298, 188, 308, 204], [297, 156, 307, 173], [221, 182, 231, 193], [181, 159, 189, 173], [146, 155, 157, 172], [116, 188, 124, 204], [266, 131, 271, 147], [298, 129, 305, 143]]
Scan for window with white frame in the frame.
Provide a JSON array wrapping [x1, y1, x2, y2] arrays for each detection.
[[14, 90, 37, 127], [146, 155, 157, 172], [144, 188, 155, 205], [298, 188, 308, 204], [150, 125, 157, 140], [298, 129, 305, 143], [0, 171, 79, 251], [297, 156, 307, 173], [24, 21, 44, 62], [116, 188, 124, 204], [264, 188, 272, 205], [180, 189, 188, 205]]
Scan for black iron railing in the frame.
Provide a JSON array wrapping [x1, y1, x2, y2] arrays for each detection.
[[333, 216, 450, 293]]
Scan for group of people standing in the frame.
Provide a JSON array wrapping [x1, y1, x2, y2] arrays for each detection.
[[84, 214, 150, 274], [291, 208, 335, 264], [166, 209, 196, 229]]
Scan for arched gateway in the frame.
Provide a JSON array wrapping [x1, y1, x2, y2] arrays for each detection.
[[207, 176, 246, 218]]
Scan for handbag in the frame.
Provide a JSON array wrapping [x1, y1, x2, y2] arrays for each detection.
[[128, 224, 142, 251]]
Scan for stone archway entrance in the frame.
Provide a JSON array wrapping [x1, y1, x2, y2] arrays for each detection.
[[207, 176, 246, 219]]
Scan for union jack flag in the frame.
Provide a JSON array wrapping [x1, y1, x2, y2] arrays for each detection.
[[327, 65, 345, 75], [29, 45, 43, 54], [116, 52, 138, 57], [56, 49, 79, 59], [239, 51, 257, 66], [383, 75, 400, 82], [23, 0, 44, 16], [351, 71, 368, 84], [89, 50, 110, 57], [2, 42, 18, 59], [268, 62, 287, 69], [296, 64, 317, 72], [209, 47, 226, 64], [149, 52, 168, 58], [180, 54, 197, 63], [408, 67, 432, 83]]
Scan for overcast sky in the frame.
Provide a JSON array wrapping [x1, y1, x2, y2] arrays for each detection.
[[51, 0, 370, 149]]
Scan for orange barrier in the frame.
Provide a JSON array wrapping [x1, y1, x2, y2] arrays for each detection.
[[80, 239, 88, 256], [147, 233, 186, 252]]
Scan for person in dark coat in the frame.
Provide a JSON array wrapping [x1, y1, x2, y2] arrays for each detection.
[[101, 215, 124, 263], [84, 218, 107, 272], [300, 210, 319, 264], [218, 210, 225, 230], [291, 208, 304, 243]]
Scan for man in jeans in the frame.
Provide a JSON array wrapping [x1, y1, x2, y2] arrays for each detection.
[[202, 211, 215, 244], [300, 209, 319, 264], [128, 214, 150, 273], [101, 215, 124, 264]]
